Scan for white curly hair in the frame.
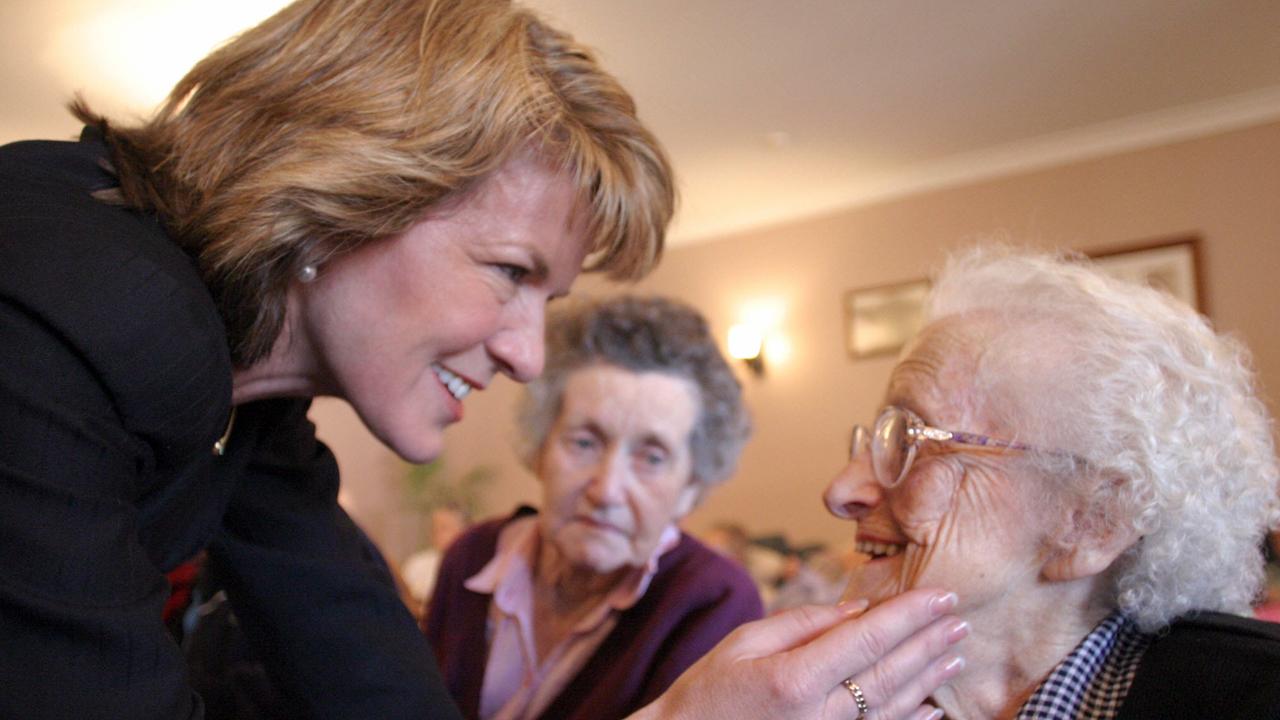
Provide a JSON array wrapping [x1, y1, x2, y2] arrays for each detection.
[[925, 246, 1280, 631]]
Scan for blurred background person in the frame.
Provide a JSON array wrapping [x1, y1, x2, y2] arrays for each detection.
[[425, 296, 762, 719], [702, 522, 788, 605], [702, 522, 754, 568], [403, 503, 473, 610], [766, 542, 846, 614], [825, 247, 1280, 718]]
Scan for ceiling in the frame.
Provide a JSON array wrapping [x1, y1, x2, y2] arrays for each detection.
[[4, 0, 1280, 245]]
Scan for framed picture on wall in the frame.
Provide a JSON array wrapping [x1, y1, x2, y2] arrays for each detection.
[[1087, 235, 1205, 314], [843, 278, 931, 360]]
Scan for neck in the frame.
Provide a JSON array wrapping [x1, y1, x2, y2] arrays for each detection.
[[533, 535, 629, 614], [230, 291, 327, 405], [931, 580, 1111, 720], [528, 532, 632, 663], [231, 363, 320, 405]]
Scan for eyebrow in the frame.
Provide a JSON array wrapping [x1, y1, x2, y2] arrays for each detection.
[[568, 419, 605, 438], [566, 421, 677, 454], [638, 433, 674, 453], [528, 251, 574, 300]]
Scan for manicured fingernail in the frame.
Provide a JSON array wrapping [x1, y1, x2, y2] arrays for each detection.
[[945, 619, 970, 644], [838, 598, 870, 615], [928, 591, 958, 615], [909, 706, 943, 720], [940, 654, 966, 678]]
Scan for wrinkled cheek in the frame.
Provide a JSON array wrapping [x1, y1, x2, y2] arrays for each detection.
[[897, 544, 937, 593], [889, 461, 959, 527]]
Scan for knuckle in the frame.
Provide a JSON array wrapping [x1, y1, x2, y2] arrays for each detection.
[[761, 663, 809, 706], [851, 623, 893, 662], [862, 660, 896, 703], [788, 604, 832, 634]]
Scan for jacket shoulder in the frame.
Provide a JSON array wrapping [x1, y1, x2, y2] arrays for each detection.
[[1120, 612, 1280, 719], [0, 136, 231, 465]]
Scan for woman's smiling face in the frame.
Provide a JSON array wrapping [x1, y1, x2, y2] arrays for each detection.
[[824, 320, 1053, 614], [292, 153, 591, 463]]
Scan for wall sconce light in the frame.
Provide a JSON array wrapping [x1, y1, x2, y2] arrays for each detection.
[[727, 323, 766, 377]]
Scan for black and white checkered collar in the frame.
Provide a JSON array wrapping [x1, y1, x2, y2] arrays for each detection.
[[1015, 611, 1151, 719]]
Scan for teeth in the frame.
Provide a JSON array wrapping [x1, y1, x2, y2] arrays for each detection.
[[432, 365, 473, 401], [856, 540, 904, 558]]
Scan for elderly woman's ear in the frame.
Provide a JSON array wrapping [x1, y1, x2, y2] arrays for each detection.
[[1041, 481, 1141, 583]]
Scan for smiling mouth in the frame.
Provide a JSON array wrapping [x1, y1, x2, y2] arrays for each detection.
[[432, 364, 474, 401], [856, 539, 905, 559]]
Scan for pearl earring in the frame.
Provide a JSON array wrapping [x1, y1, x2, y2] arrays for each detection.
[[298, 264, 318, 283]]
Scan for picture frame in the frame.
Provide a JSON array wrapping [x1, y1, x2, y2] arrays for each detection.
[[843, 278, 931, 360], [1087, 235, 1205, 314], [841, 235, 1205, 362]]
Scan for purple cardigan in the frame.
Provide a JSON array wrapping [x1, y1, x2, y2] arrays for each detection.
[[423, 508, 763, 720]]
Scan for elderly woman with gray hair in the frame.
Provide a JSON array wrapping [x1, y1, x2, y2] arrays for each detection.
[[824, 247, 1280, 719], [424, 295, 764, 720]]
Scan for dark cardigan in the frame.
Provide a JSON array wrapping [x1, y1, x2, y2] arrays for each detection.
[[424, 509, 764, 720]]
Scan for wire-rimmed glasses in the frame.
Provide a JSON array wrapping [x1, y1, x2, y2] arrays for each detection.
[[850, 406, 1039, 488]]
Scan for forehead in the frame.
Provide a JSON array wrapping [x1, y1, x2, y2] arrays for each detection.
[[452, 154, 591, 279], [559, 364, 701, 442], [884, 318, 984, 424]]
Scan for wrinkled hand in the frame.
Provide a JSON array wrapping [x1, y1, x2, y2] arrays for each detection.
[[629, 588, 967, 720]]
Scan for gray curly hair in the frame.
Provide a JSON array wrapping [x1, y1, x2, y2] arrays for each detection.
[[519, 295, 751, 492], [925, 246, 1279, 631]]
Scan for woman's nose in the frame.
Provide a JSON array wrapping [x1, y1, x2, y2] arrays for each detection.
[[823, 449, 883, 521], [488, 300, 545, 383], [585, 451, 628, 505]]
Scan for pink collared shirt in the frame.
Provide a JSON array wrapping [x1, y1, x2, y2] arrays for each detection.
[[463, 516, 680, 720]]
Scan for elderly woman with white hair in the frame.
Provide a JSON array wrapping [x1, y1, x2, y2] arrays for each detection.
[[824, 247, 1280, 719]]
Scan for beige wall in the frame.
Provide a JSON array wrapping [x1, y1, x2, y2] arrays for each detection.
[[320, 119, 1280, 563]]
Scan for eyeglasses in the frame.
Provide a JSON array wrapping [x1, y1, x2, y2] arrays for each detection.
[[850, 406, 1039, 488]]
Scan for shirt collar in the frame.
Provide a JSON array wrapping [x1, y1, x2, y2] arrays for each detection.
[[1016, 611, 1151, 720]]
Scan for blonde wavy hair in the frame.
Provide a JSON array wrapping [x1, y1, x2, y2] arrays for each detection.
[[72, 0, 674, 364]]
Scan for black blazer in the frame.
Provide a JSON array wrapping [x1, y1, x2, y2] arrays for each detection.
[[0, 130, 460, 719]]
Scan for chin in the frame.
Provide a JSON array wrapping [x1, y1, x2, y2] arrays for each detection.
[[380, 424, 446, 464], [842, 563, 906, 606], [342, 400, 445, 463], [569, 548, 628, 576], [579, 556, 624, 575]]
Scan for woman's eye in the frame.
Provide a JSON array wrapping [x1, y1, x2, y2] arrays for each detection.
[[496, 263, 530, 283], [566, 435, 598, 453], [637, 449, 667, 469]]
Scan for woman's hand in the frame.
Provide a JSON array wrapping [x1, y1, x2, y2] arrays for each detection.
[[629, 588, 967, 720]]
